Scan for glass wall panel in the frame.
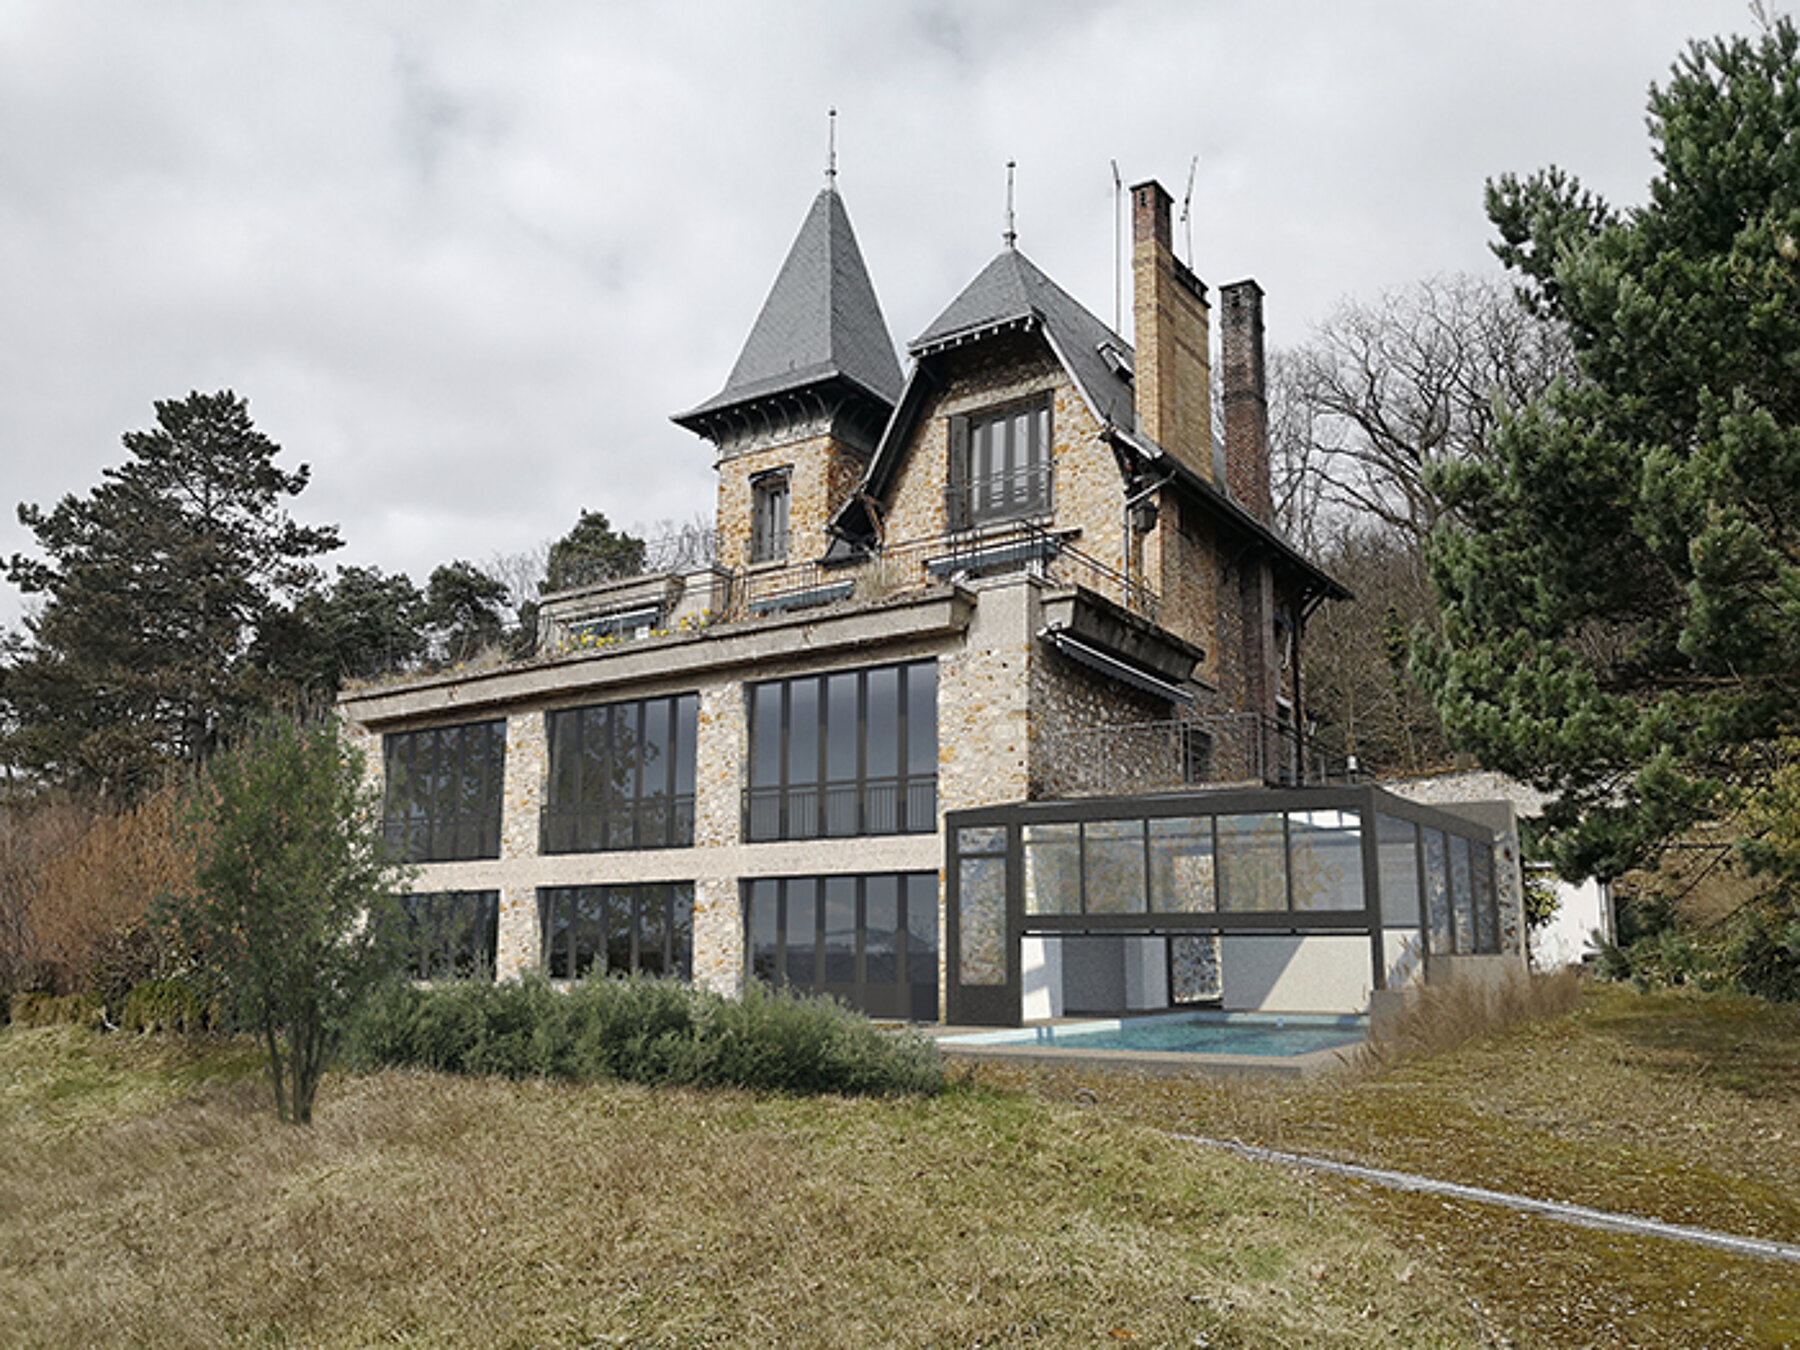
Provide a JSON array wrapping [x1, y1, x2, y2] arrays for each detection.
[[786, 880, 817, 985], [1423, 828, 1452, 955], [1472, 843, 1498, 953], [747, 661, 936, 841], [958, 856, 1008, 986], [905, 874, 939, 988], [1376, 814, 1422, 926], [384, 721, 505, 862], [865, 874, 899, 985], [1217, 814, 1288, 912], [1085, 819, 1147, 915], [749, 879, 779, 985], [1023, 822, 1081, 916], [1170, 934, 1222, 1002], [539, 885, 694, 982], [1149, 818, 1215, 913], [397, 891, 500, 980], [544, 695, 697, 853], [745, 873, 938, 1019], [1289, 809, 1365, 912], [824, 876, 857, 982], [1450, 834, 1475, 955]]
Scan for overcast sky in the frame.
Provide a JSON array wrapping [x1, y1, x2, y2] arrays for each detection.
[[0, 0, 1765, 629]]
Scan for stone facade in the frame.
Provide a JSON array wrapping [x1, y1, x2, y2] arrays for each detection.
[[339, 172, 1361, 1023]]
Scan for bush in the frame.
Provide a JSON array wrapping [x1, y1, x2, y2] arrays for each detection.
[[345, 975, 942, 1097], [1728, 911, 1800, 1003], [119, 975, 214, 1034], [8, 991, 104, 1029]]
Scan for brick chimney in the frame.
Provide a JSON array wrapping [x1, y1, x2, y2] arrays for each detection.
[[1220, 279, 1272, 525], [1130, 180, 1212, 481]]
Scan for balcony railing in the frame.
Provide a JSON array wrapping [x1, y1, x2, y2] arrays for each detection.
[[738, 519, 1159, 624], [743, 776, 937, 843], [1039, 713, 1351, 799]]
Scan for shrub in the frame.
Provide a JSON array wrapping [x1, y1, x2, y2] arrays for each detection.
[[345, 975, 942, 1097], [1728, 910, 1800, 1003], [8, 991, 104, 1029], [119, 975, 214, 1034]]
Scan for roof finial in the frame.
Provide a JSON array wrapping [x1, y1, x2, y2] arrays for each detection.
[[826, 108, 837, 187], [1003, 159, 1017, 249]]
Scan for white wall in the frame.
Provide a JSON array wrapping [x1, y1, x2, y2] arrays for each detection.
[[1220, 934, 1373, 1014]]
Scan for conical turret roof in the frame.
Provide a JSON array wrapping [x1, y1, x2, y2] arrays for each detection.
[[675, 187, 902, 429]]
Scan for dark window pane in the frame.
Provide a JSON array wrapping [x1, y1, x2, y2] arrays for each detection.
[[639, 885, 669, 976], [573, 888, 606, 979], [750, 682, 783, 789], [671, 885, 694, 981], [905, 873, 938, 987], [906, 662, 937, 781], [749, 880, 779, 985], [865, 875, 898, 986], [607, 888, 634, 973], [824, 877, 857, 983], [1423, 828, 1452, 955], [866, 667, 899, 779], [1450, 834, 1475, 955], [786, 881, 817, 985]]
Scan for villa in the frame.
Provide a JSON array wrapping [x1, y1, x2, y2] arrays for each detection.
[[338, 172, 1526, 1025]]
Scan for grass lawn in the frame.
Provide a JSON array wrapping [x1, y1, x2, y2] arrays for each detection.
[[2, 982, 1796, 1347]]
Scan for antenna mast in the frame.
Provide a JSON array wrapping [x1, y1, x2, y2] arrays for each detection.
[[1179, 154, 1198, 266], [1003, 160, 1017, 249], [826, 108, 837, 186], [1111, 159, 1123, 333]]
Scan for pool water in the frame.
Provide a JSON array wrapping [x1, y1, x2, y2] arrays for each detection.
[[943, 1010, 1367, 1058]]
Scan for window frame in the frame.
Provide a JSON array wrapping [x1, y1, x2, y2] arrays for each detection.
[[744, 659, 937, 843], [394, 890, 500, 981], [538, 883, 696, 981], [382, 721, 506, 863], [948, 394, 1053, 529], [750, 468, 792, 565], [542, 693, 699, 854]]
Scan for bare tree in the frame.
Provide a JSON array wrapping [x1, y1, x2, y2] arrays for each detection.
[[1277, 273, 1573, 549]]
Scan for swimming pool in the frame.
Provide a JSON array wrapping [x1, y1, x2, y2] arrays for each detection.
[[940, 1010, 1367, 1059]]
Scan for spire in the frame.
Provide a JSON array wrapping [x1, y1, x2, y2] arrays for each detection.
[[1003, 160, 1017, 250], [674, 183, 902, 431]]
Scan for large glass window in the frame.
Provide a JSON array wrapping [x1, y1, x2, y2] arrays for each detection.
[[1377, 814, 1422, 927], [949, 397, 1052, 527], [1216, 813, 1287, 912], [745, 661, 936, 842], [543, 694, 698, 853], [539, 884, 694, 980], [1149, 817, 1216, 913], [746, 872, 938, 1020], [1289, 810, 1365, 912], [1423, 827, 1452, 956], [383, 721, 505, 862], [1450, 834, 1475, 955], [1023, 822, 1081, 916], [395, 891, 499, 980]]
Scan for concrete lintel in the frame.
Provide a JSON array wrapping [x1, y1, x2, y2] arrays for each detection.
[[341, 587, 974, 726]]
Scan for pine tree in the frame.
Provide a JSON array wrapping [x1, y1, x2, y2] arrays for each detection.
[[1420, 19, 1800, 880]]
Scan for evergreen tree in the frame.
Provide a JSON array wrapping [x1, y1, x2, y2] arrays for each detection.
[[1419, 19, 1800, 881], [4, 392, 339, 797], [543, 509, 645, 592]]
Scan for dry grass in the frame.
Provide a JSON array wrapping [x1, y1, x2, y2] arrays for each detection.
[[0, 1023, 1480, 1349], [980, 981, 1800, 1348], [1360, 965, 1586, 1068]]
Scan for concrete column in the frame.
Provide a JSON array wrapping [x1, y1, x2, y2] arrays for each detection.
[[691, 677, 746, 993]]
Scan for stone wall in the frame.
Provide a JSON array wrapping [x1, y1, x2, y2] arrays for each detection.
[[712, 426, 868, 573]]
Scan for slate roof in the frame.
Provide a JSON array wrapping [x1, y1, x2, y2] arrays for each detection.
[[674, 187, 903, 427], [910, 247, 1136, 431]]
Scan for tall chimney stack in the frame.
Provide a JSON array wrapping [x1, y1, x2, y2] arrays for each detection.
[[1220, 279, 1271, 525], [1130, 180, 1211, 480]]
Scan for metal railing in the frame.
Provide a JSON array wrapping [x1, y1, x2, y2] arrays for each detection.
[[737, 519, 1159, 623], [1039, 713, 1350, 799]]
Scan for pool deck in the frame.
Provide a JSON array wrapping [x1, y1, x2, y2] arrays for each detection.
[[918, 1020, 1366, 1080]]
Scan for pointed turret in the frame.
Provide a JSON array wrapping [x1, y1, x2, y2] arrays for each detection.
[[675, 187, 901, 436], [677, 185, 901, 572]]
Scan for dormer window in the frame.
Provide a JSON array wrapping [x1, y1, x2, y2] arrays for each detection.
[[751, 469, 791, 564], [948, 396, 1052, 529]]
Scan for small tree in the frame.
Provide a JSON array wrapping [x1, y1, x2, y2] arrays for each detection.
[[160, 716, 409, 1124]]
